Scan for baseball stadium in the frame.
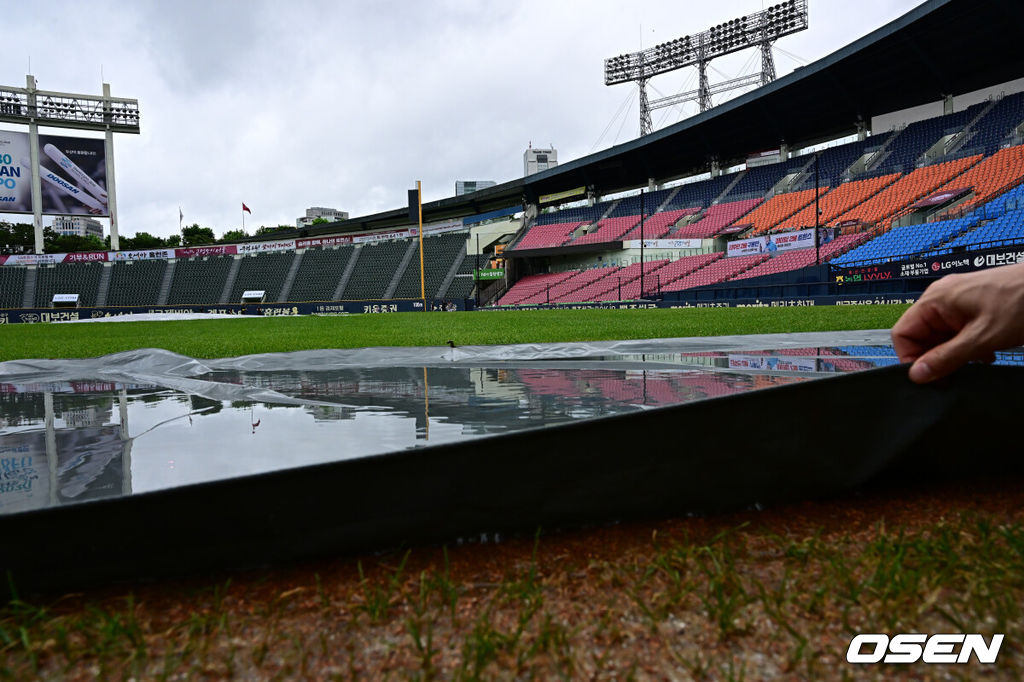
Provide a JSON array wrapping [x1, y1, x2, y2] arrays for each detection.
[[2, 0, 1024, 678]]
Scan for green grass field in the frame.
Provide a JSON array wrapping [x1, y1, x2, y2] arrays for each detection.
[[0, 305, 909, 362]]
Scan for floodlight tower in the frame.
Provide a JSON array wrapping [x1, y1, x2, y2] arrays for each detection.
[[0, 76, 140, 253], [604, 0, 808, 136]]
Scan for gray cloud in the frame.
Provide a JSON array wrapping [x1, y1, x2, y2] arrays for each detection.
[[3, 0, 924, 239]]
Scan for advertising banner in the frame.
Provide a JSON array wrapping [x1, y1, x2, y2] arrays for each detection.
[[474, 269, 505, 280], [834, 245, 1024, 283], [0, 130, 109, 216], [0, 432, 49, 514], [623, 239, 702, 250], [540, 186, 586, 204], [296, 235, 352, 249], [911, 187, 971, 209], [112, 249, 175, 261], [38, 134, 109, 216], [352, 229, 415, 244], [1, 253, 63, 266], [0, 130, 31, 213], [728, 228, 816, 257], [174, 245, 238, 258], [728, 354, 818, 373], [236, 240, 295, 255], [63, 251, 108, 263], [423, 219, 464, 235]]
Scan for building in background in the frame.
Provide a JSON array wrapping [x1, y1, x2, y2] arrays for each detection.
[[50, 216, 104, 240], [296, 207, 349, 228], [524, 145, 557, 176], [456, 180, 496, 196]]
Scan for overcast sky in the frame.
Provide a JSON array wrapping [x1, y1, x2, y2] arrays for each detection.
[[4, 0, 924, 240]]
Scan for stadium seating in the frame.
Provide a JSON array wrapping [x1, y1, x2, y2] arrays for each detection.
[[287, 246, 354, 302], [870, 105, 980, 174], [674, 198, 761, 239], [511, 222, 584, 250], [950, 91, 1024, 156], [928, 144, 1024, 217], [341, 240, 409, 300], [228, 251, 296, 303], [107, 259, 166, 306], [831, 215, 982, 265], [661, 174, 737, 211], [497, 271, 574, 306], [730, 233, 871, 279], [167, 256, 233, 305], [662, 253, 769, 291], [557, 260, 668, 302], [619, 208, 702, 240], [720, 157, 805, 201], [743, 188, 823, 235], [831, 155, 981, 228], [0, 266, 26, 309], [33, 262, 105, 307], [779, 174, 900, 231], [392, 233, 468, 298], [571, 216, 642, 245]]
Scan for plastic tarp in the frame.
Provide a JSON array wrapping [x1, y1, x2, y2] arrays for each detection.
[[2, 330, 1021, 596]]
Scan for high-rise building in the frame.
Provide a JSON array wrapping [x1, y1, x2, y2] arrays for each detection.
[[51, 216, 103, 239], [296, 206, 349, 228], [524, 146, 557, 176], [456, 180, 496, 196]]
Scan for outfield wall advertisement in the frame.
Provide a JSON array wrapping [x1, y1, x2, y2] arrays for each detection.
[[0, 130, 109, 216], [833, 244, 1024, 283]]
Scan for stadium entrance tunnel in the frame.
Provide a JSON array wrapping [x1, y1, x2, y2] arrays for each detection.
[[1, 331, 1022, 596]]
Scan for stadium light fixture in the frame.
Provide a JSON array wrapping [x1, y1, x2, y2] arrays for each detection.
[[0, 75, 141, 254], [604, 0, 808, 135]]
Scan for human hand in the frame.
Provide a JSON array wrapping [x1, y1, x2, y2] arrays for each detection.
[[891, 261, 1024, 383]]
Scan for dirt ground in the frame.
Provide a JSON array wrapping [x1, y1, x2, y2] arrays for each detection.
[[4, 474, 1024, 680]]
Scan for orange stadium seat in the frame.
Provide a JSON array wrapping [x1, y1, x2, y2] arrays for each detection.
[[778, 173, 901, 231], [743, 188, 822, 235], [831, 155, 982, 229], [930, 145, 1024, 217]]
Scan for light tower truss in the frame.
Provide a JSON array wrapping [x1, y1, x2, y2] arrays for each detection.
[[0, 83, 140, 133], [604, 0, 808, 135], [0, 76, 141, 253]]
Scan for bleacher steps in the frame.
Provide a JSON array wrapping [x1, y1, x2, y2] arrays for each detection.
[[21, 267, 36, 309], [94, 263, 113, 307], [712, 170, 746, 205], [773, 155, 817, 195], [218, 256, 242, 305], [656, 187, 682, 213], [385, 240, 420, 299], [945, 96, 1000, 157], [157, 260, 176, 306], [863, 125, 907, 174], [277, 250, 304, 302], [436, 242, 468, 299], [597, 200, 620, 221], [333, 246, 361, 300]]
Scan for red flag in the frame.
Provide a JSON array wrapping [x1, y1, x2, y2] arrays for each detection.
[[242, 203, 251, 214]]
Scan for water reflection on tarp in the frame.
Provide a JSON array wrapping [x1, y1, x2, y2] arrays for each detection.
[[2, 343, 1022, 515]]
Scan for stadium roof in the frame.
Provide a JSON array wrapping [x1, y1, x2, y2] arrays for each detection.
[[293, 0, 1022, 239]]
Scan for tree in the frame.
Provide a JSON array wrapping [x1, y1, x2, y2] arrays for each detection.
[[311, 217, 329, 225], [165, 234, 181, 247], [181, 223, 216, 246], [0, 222, 38, 253], [45, 234, 106, 254], [129, 231, 166, 250], [254, 224, 295, 237], [220, 229, 249, 243]]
